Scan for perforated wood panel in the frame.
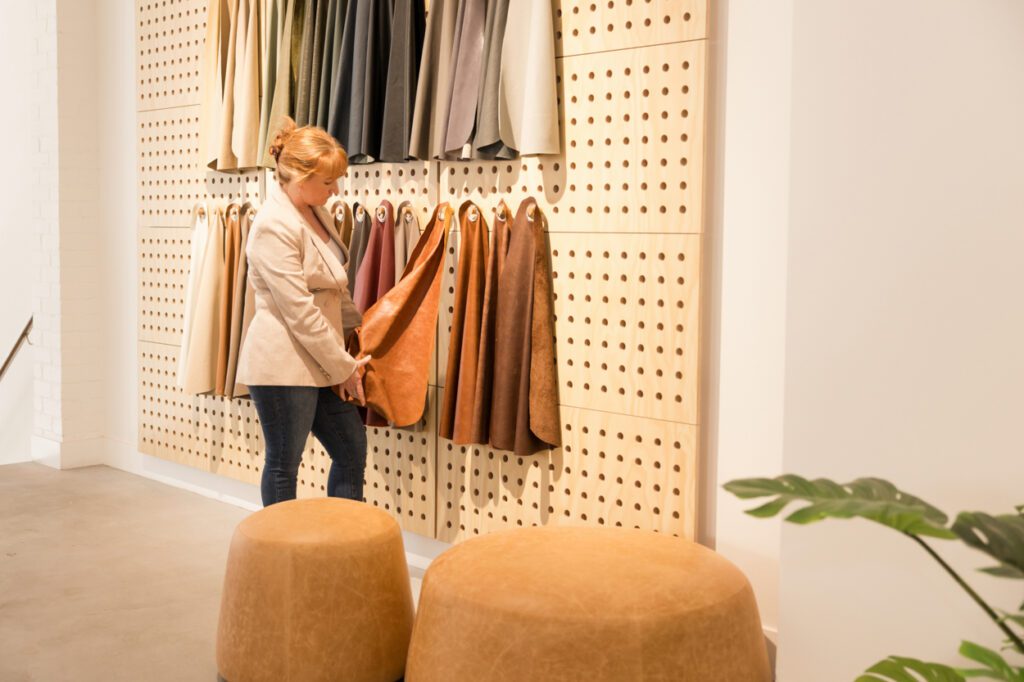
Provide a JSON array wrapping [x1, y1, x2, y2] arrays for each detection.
[[139, 107, 262, 227], [341, 163, 437, 223], [139, 227, 189, 345], [555, 0, 707, 57], [137, 0, 709, 545], [136, 0, 205, 109], [140, 341, 263, 479], [442, 41, 706, 234], [436, 391, 697, 542]]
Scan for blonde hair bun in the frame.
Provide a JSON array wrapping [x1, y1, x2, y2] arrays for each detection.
[[269, 117, 297, 162], [270, 116, 348, 184]]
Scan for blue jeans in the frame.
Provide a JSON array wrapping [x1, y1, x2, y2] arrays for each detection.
[[248, 385, 368, 506]]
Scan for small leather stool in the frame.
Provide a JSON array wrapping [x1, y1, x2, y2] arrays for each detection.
[[406, 526, 770, 681], [216, 498, 414, 682]]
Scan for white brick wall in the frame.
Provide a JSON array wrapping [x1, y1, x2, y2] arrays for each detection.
[[32, 0, 61, 442]]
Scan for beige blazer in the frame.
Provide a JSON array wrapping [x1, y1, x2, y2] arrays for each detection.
[[236, 183, 362, 388]]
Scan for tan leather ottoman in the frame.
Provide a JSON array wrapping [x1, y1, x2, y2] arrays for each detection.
[[216, 498, 414, 682], [406, 527, 770, 681]]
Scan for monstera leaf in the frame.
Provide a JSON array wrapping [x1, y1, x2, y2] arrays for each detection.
[[957, 640, 1024, 681], [855, 655, 965, 682], [723, 475, 957, 539], [953, 511, 1024, 579]]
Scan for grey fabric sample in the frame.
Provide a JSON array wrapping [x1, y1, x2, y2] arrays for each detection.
[[346, 203, 371, 296], [408, 0, 459, 160], [329, 0, 394, 163], [472, 0, 514, 159], [316, 0, 347, 129], [378, 0, 426, 162], [305, 0, 330, 126], [443, 0, 487, 157]]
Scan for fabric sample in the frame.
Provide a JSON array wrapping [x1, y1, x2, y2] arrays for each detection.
[[199, 0, 230, 169], [177, 203, 213, 388], [225, 203, 257, 398], [346, 202, 370, 296], [471, 0, 513, 159], [489, 198, 560, 456], [181, 207, 226, 395], [467, 199, 511, 443], [379, 0, 426, 161], [329, 199, 354, 248], [294, 0, 328, 126], [328, 0, 394, 163], [439, 201, 489, 443], [353, 201, 397, 315], [316, 0, 348, 129], [497, 0, 560, 156], [408, 0, 459, 159], [345, 203, 455, 427], [393, 200, 421, 284], [443, 0, 487, 157], [259, 0, 298, 167], [216, 204, 242, 395], [229, 0, 261, 168]]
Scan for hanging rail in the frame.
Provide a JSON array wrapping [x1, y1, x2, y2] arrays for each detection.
[[0, 317, 33, 385]]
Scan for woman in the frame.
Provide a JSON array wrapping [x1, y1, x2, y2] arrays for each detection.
[[236, 117, 370, 506]]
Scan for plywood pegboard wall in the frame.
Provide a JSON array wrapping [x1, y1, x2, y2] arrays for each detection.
[[136, 0, 708, 544]]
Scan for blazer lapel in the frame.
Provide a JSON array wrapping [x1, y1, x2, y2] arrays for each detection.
[[268, 183, 347, 287]]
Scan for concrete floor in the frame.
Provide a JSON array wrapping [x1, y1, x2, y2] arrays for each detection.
[[0, 463, 422, 682]]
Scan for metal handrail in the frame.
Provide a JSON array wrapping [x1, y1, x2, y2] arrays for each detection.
[[0, 317, 33, 384]]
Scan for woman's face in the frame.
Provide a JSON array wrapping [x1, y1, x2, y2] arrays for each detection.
[[295, 172, 341, 208]]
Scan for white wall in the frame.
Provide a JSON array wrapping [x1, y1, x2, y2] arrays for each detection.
[[705, 0, 791, 642], [777, 1, 1024, 679], [0, 1, 55, 463]]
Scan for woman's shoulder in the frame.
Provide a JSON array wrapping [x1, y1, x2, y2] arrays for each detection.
[[251, 200, 301, 239]]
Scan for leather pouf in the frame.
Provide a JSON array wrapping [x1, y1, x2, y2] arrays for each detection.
[[406, 527, 770, 682], [216, 498, 414, 682]]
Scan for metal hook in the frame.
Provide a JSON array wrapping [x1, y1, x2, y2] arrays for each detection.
[[356, 205, 366, 220], [404, 210, 414, 223], [527, 204, 537, 222], [467, 207, 479, 223], [376, 206, 387, 223]]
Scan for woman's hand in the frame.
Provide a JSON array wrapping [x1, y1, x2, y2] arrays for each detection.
[[340, 355, 372, 405]]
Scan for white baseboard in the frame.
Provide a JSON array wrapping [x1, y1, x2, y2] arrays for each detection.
[[31, 435, 61, 469], [31, 434, 105, 469]]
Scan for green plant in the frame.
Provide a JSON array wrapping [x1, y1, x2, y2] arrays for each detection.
[[723, 476, 1024, 681]]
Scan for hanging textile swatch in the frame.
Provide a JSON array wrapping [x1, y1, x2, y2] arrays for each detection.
[[442, 0, 487, 158], [215, 203, 243, 396], [467, 199, 511, 443], [259, 0, 297, 167], [178, 203, 213, 389], [471, 0, 513, 159], [224, 203, 257, 398], [489, 198, 560, 456], [393, 200, 421, 285], [199, 0, 261, 171], [408, 0, 459, 160], [345, 203, 455, 427], [353, 201, 397, 314], [180, 205, 227, 395], [439, 200, 490, 442], [199, 0, 230, 169], [346, 202, 370, 296], [316, 0, 348, 129], [379, 0, 427, 161], [329, 198, 354, 248], [495, 0, 560, 156], [294, 0, 328, 126], [327, 0, 394, 163]]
